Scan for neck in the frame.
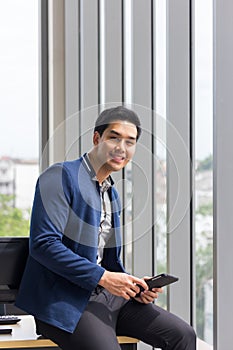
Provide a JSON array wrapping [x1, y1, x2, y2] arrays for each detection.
[[88, 151, 111, 185]]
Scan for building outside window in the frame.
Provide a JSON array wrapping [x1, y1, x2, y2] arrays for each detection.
[[0, 0, 39, 237]]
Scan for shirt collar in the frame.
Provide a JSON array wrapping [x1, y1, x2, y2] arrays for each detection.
[[82, 153, 114, 190], [99, 177, 112, 193]]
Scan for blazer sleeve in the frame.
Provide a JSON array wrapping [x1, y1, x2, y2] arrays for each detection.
[[29, 164, 105, 292]]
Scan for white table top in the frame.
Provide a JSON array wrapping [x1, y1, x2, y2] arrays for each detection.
[[0, 315, 58, 348]]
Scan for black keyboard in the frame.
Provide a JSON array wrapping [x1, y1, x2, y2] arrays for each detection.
[[0, 315, 21, 325]]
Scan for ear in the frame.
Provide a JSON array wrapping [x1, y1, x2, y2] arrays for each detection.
[[93, 131, 100, 146]]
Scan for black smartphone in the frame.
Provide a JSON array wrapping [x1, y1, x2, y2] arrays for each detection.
[[145, 273, 179, 289], [136, 273, 179, 297]]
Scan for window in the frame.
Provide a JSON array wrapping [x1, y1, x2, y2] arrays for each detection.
[[194, 0, 213, 344], [0, 0, 39, 237], [155, 0, 167, 309]]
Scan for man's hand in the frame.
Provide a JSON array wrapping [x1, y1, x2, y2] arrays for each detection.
[[98, 271, 148, 300], [134, 287, 163, 304], [134, 276, 163, 304]]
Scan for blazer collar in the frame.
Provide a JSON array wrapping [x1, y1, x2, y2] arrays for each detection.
[[82, 153, 114, 187]]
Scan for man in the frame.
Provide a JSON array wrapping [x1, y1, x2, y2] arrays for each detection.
[[16, 106, 196, 349]]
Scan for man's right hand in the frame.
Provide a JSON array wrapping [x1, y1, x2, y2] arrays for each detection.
[[98, 270, 148, 300]]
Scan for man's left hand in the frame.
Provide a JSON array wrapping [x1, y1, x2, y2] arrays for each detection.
[[134, 276, 163, 304]]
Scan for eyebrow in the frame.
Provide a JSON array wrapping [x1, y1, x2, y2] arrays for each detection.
[[109, 129, 137, 140]]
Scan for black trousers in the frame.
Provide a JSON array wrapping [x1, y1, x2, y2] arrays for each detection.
[[35, 287, 196, 350]]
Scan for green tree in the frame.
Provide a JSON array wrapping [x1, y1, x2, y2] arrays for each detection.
[[0, 194, 30, 237], [196, 203, 213, 216], [197, 155, 213, 172]]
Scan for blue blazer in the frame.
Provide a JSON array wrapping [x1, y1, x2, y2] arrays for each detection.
[[16, 154, 125, 333]]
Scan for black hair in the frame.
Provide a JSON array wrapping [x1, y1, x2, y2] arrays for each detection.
[[94, 106, 142, 141]]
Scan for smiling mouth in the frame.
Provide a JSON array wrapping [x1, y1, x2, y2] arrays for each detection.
[[110, 154, 125, 163]]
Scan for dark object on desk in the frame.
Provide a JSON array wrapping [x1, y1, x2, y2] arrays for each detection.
[[0, 315, 21, 325], [0, 237, 29, 316], [0, 328, 12, 335]]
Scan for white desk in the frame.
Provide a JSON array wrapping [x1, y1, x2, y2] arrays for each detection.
[[0, 315, 56, 348], [0, 315, 139, 349]]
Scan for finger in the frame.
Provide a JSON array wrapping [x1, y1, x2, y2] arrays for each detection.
[[140, 293, 154, 304], [148, 289, 160, 298], [143, 290, 159, 299], [122, 291, 131, 300], [127, 281, 140, 294], [131, 277, 148, 290], [131, 281, 146, 297], [126, 287, 139, 299], [151, 287, 163, 294]]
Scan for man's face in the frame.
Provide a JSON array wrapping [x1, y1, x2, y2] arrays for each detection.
[[93, 121, 137, 173]]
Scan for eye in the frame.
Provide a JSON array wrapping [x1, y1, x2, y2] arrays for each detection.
[[126, 140, 135, 146], [109, 136, 120, 142]]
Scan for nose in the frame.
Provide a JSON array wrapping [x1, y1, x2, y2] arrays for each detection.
[[115, 139, 126, 153]]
